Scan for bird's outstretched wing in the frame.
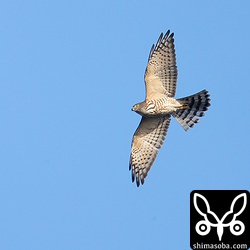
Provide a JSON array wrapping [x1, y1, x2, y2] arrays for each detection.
[[144, 30, 178, 99], [129, 115, 171, 187]]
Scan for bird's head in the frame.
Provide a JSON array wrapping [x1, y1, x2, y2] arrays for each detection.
[[131, 103, 140, 112], [131, 102, 146, 115]]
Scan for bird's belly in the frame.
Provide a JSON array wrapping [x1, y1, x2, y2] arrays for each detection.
[[149, 98, 181, 115]]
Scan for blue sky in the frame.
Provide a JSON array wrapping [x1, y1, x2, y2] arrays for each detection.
[[1, 1, 250, 249]]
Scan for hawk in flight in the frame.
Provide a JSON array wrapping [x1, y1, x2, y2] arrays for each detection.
[[129, 30, 211, 187]]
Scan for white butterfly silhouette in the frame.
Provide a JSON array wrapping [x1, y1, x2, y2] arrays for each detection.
[[193, 193, 247, 241]]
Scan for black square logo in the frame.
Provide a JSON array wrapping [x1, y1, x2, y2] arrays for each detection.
[[190, 190, 250, 250]]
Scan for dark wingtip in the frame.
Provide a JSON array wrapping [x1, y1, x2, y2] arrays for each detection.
[[163, 30, 173, 41], [136, 177, 140, 187], [141, 178, 144, 186], [136, 179, 144, 187]]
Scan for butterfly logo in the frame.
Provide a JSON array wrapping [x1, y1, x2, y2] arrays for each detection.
[[193, 192, 247, 241]]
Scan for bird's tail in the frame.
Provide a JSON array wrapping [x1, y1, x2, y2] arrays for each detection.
[[172, 90, 211, 131]]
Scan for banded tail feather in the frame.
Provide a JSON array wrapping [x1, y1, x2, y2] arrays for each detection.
[[172, 90, 211, 131]]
